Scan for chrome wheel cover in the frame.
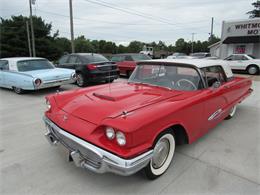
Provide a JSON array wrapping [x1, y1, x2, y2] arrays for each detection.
[[248, 67, 257, 75], [229, 105, 237, 117], [152, 138, 170, 169], [76, 74, 84, 86]]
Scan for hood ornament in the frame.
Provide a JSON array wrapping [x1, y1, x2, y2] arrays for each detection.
[[122, 110, 132, 118]]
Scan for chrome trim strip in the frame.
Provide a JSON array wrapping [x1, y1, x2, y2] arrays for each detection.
[[43, 116, 153, 176], [208, 108, 223, 121]]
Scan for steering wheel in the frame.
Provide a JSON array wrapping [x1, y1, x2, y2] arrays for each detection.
[[176, 79, 197, 90]]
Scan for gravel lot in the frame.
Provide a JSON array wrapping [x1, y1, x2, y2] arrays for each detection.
[[0, 76, 260, 194]]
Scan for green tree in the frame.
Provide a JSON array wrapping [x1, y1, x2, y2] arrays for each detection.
[[247, 1, 260, 18], [54, 37, 71, 55], [74, 36, 94, 52], [0, 15, 61, 60], [127, 41, 144, 53]]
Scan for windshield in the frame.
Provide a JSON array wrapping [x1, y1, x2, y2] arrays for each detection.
[[247, 54, 256, 59], [82, 54, 109, 63], [129, 64, 202, 91], [191, 53, 205, 57], [131, 54, 151, 61], [17, 59, 55, 72]]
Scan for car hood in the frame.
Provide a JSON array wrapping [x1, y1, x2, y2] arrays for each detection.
[[54, 82, 188, 125], [251, 59, 260, 64], [23, 68, 74, 81]]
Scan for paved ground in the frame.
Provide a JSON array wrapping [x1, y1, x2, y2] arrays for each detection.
[[0, 76, 260, 194]]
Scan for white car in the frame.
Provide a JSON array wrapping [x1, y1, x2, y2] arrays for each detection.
[[224, 54, 260, 75]]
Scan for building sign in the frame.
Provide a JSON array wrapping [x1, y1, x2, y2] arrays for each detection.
[[222, 18, 260, 39], [234, 45, 246, 54], [234, 23, 260, 35]]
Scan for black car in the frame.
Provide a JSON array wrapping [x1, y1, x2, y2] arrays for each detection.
[[57, 53, 119, 87]]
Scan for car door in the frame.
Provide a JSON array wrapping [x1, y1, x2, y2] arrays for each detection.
[[66, 55, 81, 70], [119, 55, 136, 74], [201, 66, 230, 130], [227, 55, 247, 70]]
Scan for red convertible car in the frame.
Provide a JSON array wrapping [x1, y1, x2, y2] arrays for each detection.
[[43, 59, 252, 179]]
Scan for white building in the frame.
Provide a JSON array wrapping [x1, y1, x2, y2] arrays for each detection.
[[209, 18, 260, 59]]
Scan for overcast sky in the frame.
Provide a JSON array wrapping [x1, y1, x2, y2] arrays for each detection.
[[0, 0, 254, 46]]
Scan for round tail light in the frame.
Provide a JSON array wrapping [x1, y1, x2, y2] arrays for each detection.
[[34, 78, 42, 87]]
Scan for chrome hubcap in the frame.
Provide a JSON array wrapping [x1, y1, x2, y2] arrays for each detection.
[[14, 87, 21, 93], [229, 105, 237, 117], [248, 67, 257, 75], [152, 138, 170, 169], [77, 74, 84, 86]]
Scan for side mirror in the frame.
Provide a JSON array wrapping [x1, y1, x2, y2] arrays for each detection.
[[212, 81, 221, 89]]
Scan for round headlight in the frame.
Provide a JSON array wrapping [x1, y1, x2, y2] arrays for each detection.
[[116, 131, 126, 146], [106, 127, 115, 140], [46, 99, 51, 111]]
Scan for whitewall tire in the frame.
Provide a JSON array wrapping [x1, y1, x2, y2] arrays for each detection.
[[225, 105, 237, 120], [144, 132, 175, 179]]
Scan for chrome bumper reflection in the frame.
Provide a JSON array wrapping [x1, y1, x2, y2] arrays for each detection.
[[43, 116, 153, 176], [37, 78, 75, 89]]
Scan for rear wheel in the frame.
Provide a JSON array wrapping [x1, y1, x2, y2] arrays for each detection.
[[247, 65, 259, 75], [144, 132, 175, 180], [225, 105, 237, 120], [13, 87, 24, 94], [76, 73, 87, 87]]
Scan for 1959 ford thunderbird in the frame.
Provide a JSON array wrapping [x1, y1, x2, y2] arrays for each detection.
[[43, 59, 253, 179], [0, 57, 76, 94]]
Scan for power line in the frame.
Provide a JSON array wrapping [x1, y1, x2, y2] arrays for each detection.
[[95, 0, 178, 24], [83, 0, 185, 26]]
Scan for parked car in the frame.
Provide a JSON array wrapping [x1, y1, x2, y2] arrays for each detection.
[[43, 59, 252, 179], [0, 57, 76, 94], [57, 53, 119, 87], [166, 52, 187, 59], [111, 53, 151, 77], [190, 52, 211, 58], [224, 54, 260, 75]]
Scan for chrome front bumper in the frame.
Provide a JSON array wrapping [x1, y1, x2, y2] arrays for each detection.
[[43, 116, 153, 176]]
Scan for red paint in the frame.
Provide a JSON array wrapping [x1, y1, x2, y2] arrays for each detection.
[[45, 77, 252, 159], [116, 61, 136, 75]]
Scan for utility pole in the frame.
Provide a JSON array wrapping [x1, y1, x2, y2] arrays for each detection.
[[191, 33, 195, 54], [26, 20, 32, 57], [210, 17, 214, 41], [69, 0, 75, 53], [29, 0, 36, 57]]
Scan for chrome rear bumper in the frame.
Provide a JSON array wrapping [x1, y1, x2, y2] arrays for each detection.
[[43, 116, 153, 176], [37, 78, 75, 89]]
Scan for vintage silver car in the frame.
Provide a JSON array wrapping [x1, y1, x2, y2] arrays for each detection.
[[0, 57, 76, 94]]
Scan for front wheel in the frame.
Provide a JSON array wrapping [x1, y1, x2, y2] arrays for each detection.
[[144, 132, 175, 180]]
